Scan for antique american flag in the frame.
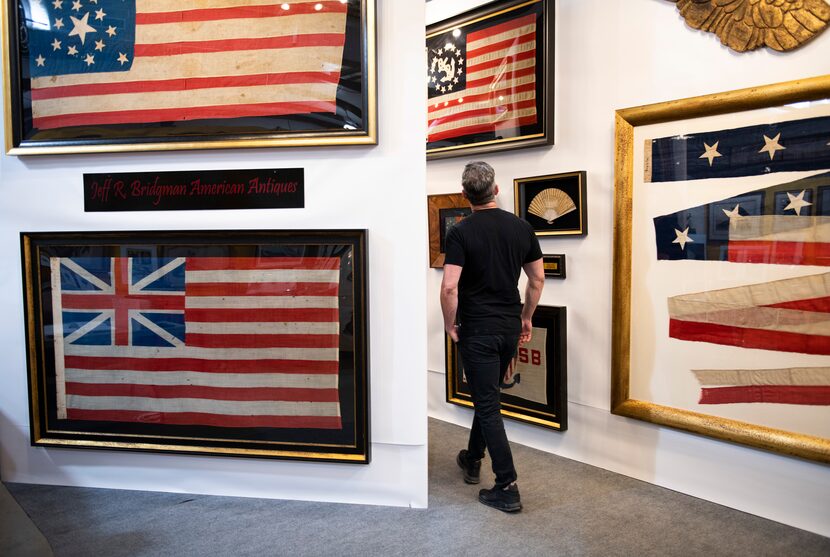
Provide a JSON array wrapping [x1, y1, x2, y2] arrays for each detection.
[[26, 0, 349, 129], [426, 8, 539, 144], [692, 368, 830, 406], [51, 256, 342, 429]]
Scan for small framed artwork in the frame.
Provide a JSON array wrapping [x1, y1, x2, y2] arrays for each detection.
[[2, 1, 377, 155], [514, 171, 587, 236], [426, 0, 554, 160], [21, 229, 370, 463], [542, 254, 565, 278], [612, 75, 830, 463], [446, 305, 567, 430], [428, 192, 472, 268]]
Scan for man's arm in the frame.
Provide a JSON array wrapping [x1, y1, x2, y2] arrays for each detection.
[[519, 257, 544, 344], [440, 263, 463, 342]]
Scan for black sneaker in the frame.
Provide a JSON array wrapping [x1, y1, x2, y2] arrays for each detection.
[[478, 483, 522, 512], [456, 450, 481, 484]]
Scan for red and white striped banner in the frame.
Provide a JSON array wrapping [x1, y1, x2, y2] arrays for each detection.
[[693, 368, 830, 405]]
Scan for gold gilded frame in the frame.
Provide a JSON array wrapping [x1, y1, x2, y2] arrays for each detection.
[[1, 1, 377, 155], [612, 74, 830, 463]]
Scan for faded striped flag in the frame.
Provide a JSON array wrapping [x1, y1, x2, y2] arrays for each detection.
[[52, 256, 342, 429], [27, 0, 348, 130], [426, 3, 541, 145], [668, 272, 830, 355], [693, 368, 830, 405]]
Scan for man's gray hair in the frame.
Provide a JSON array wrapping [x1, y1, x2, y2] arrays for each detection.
[[461, 161, 496, 205]]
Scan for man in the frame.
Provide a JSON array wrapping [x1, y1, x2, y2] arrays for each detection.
[[440, 161, 544, 513]]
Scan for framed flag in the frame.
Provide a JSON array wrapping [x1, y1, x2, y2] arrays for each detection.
[[20, 229, 370, 463], [445, 305, 567, 430], [612, 75, 830, 463], [514, 171, 587, 236], [2, 1, 377, 155], [428, 192, 471, 268], [426, 0, 554, 161]]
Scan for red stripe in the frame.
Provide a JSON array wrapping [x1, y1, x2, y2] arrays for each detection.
[[464, 65, 537, 91], [466, 32, 535, 61], [185, 307, 339, 323], [61, 293, 185, 311], [66, 409, 342, 429], [465, 48, 537, 76], [185, 282, 339, 297], [64, 355, 339, 374], [186, 257, 340, 271], [699, 385, 830, 405], [65, 382, 340, 402], [33, 100, 337, 130], [468, 13, 538, 42], [727, 240, 830, 266], [429, 98, 538, 129], [428, 114, 538, 143], [134, 34, 345, 57], [31, 72, 341, 101], [428, 81, 537, 115], [669, 319, 830, 355], [135, 2, 348, 24], [766, 296, 830, 313], [186, 333, 339, 349]]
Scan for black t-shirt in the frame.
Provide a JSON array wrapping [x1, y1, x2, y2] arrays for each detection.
[[444, 208, 542, 335]]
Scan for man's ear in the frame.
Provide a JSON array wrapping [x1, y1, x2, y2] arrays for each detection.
[[494, 184, 500, 196]]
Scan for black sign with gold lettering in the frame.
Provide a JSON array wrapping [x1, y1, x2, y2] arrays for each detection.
[[84, 169, 304, 212]]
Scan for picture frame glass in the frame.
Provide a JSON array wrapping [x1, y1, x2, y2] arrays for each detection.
[[514, 171, 587, 236]]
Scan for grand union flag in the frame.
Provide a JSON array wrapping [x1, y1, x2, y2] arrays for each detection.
[[52, 256, 342, 429]]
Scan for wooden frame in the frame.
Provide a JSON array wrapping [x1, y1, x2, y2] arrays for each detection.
[[446, 305, 567, 430], [2, 1, 377, 155], [21, 229, 370, 463], [426, 0, 554, 160], [612, 75, 830, 463], [428, 192, 471, 268], [514, 171, 587, 236]]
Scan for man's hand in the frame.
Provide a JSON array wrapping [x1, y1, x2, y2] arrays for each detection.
[[519, 318, 532, 344], [446, 324, 460, 343]]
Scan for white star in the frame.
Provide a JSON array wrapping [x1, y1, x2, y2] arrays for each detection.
[[448, 84, 453, 91], [54, 17, 64, 29], [51, 38, 61, 50], [106, 25, 116, 37], [437, 48, 443, 55], [69, 12, 96, 45], [94, 8, 105, 21], [721, 204, 743, 228], [67, 44, 78, 55], [699, 141, 722, 167], [117, 52, 129, 65], [83, 53, 94, 66], [784, 190, 812, 216], [94, 39, 105, 51], [672, 227, 694, 250], [72, 0, 82, 12], [35, 54, 46, 67], [759, 132, 786, 160], [52, 0, 63, 9]]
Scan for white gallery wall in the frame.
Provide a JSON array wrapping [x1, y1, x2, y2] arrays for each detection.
[[427, 0, 830, 536], [0, 1, 429, 508]]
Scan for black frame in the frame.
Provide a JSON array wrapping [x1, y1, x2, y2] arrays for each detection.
[[426, 0, 554, 160], [21, 229, 370, 463], [542, 254, 565, 278], [514, 171, 587, 236], [445, 305, 567, 430]]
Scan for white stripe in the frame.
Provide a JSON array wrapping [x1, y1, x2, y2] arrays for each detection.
[[66, 368, 339, 389], [186, 269, 339, 283], [185, 296, 339, 309], [428, 107, 538, 137], [64, 311, 113, 345], [136, 13, 346, 43], [130, 311, 185, 348], [693, 368, 830, 386], [429, 75, 536, 108], [186, 322, 339, 335], [467, 23, 536, 53], [63, 344, 339, 361], [466, 57, 536, 85], [670, 306, 830, 335], [67, 395, 341, 416], [467, 40, 536, 71], [138, 0, 317, 12], [131, 258, 186, 291], [60, 258, 111, 292], [429, 89, 537, 121], [52, 258, 67, 419], [729, 215, 830, 242]]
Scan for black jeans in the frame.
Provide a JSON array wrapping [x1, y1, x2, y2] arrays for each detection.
[[458, 333, 519, 488]]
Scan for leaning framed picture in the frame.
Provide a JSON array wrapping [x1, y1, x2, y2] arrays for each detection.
[[426, 0, 554, 160], [446, 305, 567, 430], [612, 75, 830, 463], [428, 192, 471, 268], [21, 229, 370, 463], [2, 1, 377, 155], [514, 171, 587, 236]]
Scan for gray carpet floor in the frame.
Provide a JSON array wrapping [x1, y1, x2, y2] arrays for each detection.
[[4, 419, 830, 557]]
